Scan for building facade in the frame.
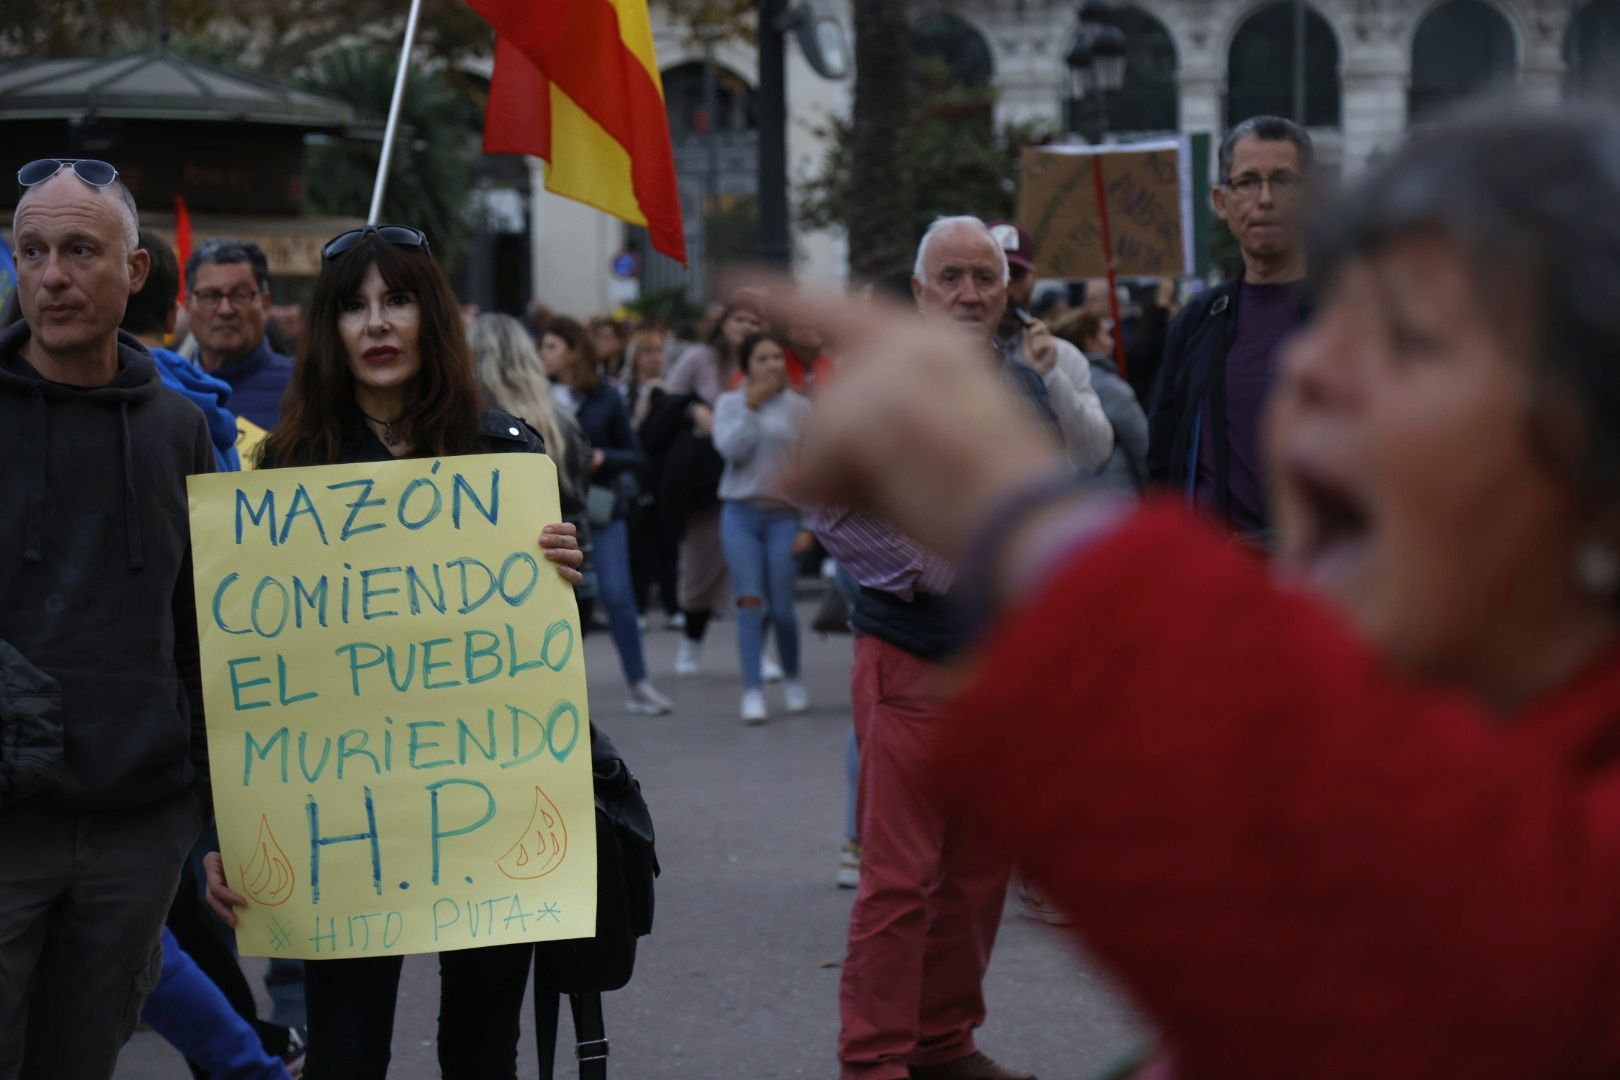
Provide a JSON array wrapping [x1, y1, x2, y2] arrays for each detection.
[[526, 0, 1619, 317]]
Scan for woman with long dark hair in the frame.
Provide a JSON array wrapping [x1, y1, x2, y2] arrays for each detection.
[[543, 315, 674, 715], [203, 225, 583, 1080], [713, 332, 813, 723]]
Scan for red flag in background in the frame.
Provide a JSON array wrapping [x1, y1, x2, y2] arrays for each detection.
[[173, 195, 192, 303], [474, 0, 687, 265]]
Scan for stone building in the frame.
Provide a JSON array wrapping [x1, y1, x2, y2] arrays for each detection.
[[527, 0, 1620, 316]]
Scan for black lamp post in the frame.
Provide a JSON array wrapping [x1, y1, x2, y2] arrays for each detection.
[[1066, 0, 1127, 144], [755, 2, 849, 268]]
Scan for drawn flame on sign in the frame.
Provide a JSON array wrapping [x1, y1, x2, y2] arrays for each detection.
[[239, 814, 295, 907], [496, 786, 568, 880]]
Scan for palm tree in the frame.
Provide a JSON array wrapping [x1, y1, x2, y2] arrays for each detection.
[[846, 0, 913, 283], [297, 46, 479, 275]]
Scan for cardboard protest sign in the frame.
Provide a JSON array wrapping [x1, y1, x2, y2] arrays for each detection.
[[189, 453, 596, 959], [1017, 139, 1194, 279]]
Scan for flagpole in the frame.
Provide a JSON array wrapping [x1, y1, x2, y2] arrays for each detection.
[[368, 0, 426, 225]]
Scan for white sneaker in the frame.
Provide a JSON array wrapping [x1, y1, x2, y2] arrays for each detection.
[[674, 639, 701, 677], [625, 681, 673, 716], [663, 611, 686, 632], [783, 680, 810, 714], [837, 840, 861, 889], [761, 656, 785, 682], [740, 689, 769, 725]]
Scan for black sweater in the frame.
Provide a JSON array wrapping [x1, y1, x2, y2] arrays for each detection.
[[0, 322, 214, 811]]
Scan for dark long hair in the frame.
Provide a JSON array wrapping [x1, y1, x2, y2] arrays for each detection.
[[262, 234, 482, 466], [546, 316, 601, 393]]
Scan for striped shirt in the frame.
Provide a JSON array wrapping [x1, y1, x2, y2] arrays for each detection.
[[811, 506, 954, 601]]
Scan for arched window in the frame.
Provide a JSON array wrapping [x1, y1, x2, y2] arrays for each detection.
[[1105, 7, 1179, 133], [910, 12, 994, 90], [1410, 1, 1517, 121], [1566, 0, 1620, 99], [1226, 2, 1341, 128], [660, 60, 757, 139]]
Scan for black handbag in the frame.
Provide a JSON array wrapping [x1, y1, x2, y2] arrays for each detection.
[[533, 724, 658, 1079]]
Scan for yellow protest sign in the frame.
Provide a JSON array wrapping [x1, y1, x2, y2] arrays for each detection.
[[188, 453, 596, 959]]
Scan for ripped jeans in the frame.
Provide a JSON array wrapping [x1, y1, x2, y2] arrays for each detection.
[[719, 501, 802, 690]]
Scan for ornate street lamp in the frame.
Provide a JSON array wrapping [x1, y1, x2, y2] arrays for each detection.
[[1066, 0, 1127, 143]]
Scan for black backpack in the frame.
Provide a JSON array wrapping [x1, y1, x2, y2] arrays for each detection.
[[532, 724, 658, 1079]]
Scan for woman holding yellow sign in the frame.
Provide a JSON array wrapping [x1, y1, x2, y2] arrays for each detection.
[[203, 223, 585, 1079]]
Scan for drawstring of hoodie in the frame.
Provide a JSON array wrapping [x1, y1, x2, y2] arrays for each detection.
[[121, 401, 145, 570], [22, 387, 46, 563]]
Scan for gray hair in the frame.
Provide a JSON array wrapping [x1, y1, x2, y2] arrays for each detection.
[[185, 238, 272, 294], [12, 177, 140, 253], [1325, 97, 1620, 511], [1219, 115, 1314, 181], [913, 215, 1011, 286]]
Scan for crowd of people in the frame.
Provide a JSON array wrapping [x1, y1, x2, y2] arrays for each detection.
[[9, 88, 1620, 1080]]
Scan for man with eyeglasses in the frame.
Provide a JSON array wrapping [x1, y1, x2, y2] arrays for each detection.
[[185, 238, 292, 431], [0, 158, 214, 1077], [1146, 115, 1314, 540]]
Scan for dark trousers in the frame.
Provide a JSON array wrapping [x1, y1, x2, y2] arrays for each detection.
[[0, 793, 200, 1080], [629, 507, 679, 617], [303, 943, 532, 1080]]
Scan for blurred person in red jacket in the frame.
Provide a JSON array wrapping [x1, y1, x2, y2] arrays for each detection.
[[777, 100, 1620, 1079]]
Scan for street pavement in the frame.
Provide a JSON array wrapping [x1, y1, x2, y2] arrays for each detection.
[[116, 599, 1147, 1079]]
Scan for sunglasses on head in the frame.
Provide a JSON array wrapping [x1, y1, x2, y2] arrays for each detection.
[[321, 225, 432, 263], [17, 158, 119, 192]]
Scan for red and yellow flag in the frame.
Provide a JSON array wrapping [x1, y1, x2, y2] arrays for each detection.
[[475, 0, 687, 265]]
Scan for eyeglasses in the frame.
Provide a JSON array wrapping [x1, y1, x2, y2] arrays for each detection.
[[17, 158, 119, 192], [321, 225, 432, 263], [191, 287, 263, 309], [1223, 171, 1305, 199]]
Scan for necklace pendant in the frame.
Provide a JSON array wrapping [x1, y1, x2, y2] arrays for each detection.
[[382, 424, 401, 447]]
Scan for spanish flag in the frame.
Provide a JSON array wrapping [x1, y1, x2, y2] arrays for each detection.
[[475, 0, 687, 265]]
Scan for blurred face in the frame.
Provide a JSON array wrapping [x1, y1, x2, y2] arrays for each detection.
[[339, 263, 422, 400], [1213, 136, 1308, 266], [1087, 321, 1115, 357], [1267, 234, 1591, 685], [722, 308, 761, 348], [188, 260, 269, 368], [746, 339, 787, 383], [1082, 279, 1112, 317], [540, 332, 574, 380], [912, 225, 1008, 341], [1007, 263, 1036, 311], [12, 176, 147, 362], [634, 340, 666, 383], [592, 322, 624, 358]]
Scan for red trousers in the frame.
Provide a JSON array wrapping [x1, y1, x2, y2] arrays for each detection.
[[838, 635, 1011, 1080]]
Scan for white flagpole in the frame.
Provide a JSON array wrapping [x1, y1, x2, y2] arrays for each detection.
[[368, 0, 426, 225]]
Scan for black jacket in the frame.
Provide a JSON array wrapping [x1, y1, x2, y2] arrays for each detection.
[[1145, 276, 1241, 497], [0, 322, 215, 811]]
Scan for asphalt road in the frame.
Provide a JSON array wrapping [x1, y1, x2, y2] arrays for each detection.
[[116, 602, 1147, 1079]]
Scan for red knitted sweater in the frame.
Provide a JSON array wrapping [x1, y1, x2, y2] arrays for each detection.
[[936, 504, 1620, 1079]]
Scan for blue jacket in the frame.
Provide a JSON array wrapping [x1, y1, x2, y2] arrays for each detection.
[[208, 337, 292, 431], [151, 347, 241, 472], [571, 383, 644, 484]]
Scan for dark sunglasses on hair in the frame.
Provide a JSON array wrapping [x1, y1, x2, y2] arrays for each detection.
[[321, 225, 432, 263], [17, 158, 119, 192]]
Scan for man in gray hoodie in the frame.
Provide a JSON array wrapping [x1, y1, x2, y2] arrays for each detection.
[[0, 159, 214, 1079]]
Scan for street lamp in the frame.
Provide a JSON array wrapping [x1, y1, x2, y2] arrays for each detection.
[[756, 1, 849, 267], [1066, 0, 1127, 144]]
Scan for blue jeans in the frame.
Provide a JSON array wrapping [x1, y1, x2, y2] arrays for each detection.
[[594, 517, 648, 685], [720, 501, 801, 690], [143, 928, 289, 1080]]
